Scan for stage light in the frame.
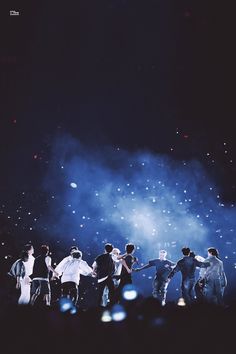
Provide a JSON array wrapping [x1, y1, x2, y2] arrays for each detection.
[[111, 304, 127, 322], [122, 284, 138, 301], [101, 310, 112, 322], [70, 182, 77, 188], [70, 306, 77, 315], [59, 297, 74, 312], [177, 297, 186, 306]]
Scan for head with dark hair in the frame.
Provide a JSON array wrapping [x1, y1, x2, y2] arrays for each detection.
[[104, 243, 113, 253], [189, 251, 196, 258], [126, 243, 135, 254], [24, 244, 34, 255], [41, 245, 49, 256], [182, 247, 190, 256], [20, 250, 29, 262], [208, 247, 219, 257], [72, 250, 82, 259], [70, 246, 79, 254]]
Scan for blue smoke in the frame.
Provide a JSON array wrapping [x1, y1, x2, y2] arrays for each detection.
[[40, 134, 236, 299]]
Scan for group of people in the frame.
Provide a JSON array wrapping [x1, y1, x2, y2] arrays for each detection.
[[8, 242, 227, 308]]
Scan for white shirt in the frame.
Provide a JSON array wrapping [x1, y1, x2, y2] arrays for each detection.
[[112, 254, 122, 276], [23, 254, 35, 277], [56, 258, 92, 285], [55, 255, 72, 275]]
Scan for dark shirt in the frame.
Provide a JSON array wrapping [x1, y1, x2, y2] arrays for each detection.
[[120, 254, 134, 277], [169, 256, 209, 280], [95, 253, 115, 280], [149, 259, 175, 280], [31, 255, 49, 279]]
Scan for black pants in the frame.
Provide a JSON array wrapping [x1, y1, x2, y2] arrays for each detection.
[[97, 276, 115, 307], [115, 274, 132, 303], [61, 282, 78, 305]]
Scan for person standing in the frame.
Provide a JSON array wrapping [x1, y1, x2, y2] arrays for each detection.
[[8, 250, 29, 304], [93, 243, 115, 307], [102, 247, 123, 307], [168, 247, 209, 305], [134, 250, 175, 306], [30, 245, 58, 306], [55, 249, 93, 306], [203, 247, 226, 306], [18, 244, 35, 305], [116, 243, 136, 302]]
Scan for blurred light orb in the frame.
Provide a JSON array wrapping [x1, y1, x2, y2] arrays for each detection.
[[177, 297, 186, 307], [122, 284, 138, 301], [70, 182, 77, 188], [59, 297, 74, 312], [111, 304, 127, 322], [101, 310, 112, 323]]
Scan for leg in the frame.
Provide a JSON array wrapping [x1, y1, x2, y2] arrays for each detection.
[[18, 278, 31, 305], [159, 280, 168, 305], [70, 283, 79, 305], [204, 279, 215, 304], [189, 279, 196, 303], [195, 279, 205, 302], [102, 286, 109, 307], [106, 276, 115, 306], [61, 282, 71, 299], [152, 277, 160, 299], [181, 279, 192, 305], [97, 280, 107, 306], [30, 280, 41, 306], [214, 279, 224, 306], [116, 275, 131, 303], [41, 280, 51, 306]]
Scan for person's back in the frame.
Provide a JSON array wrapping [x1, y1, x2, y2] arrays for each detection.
[[120, 254, 133, 277], [205, 256, 223, 280], [177, 256, 198, 280], [168, 247, 209, 305], [95, 253, 114, 280], [61, 257, 92, 285], [203, 248, 224, 306], [93, 243, 115, 307], [32, 254, 49, 280]]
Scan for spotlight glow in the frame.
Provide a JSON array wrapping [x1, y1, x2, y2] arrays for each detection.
[[122, 284, 138, 301], [111, 305, 127, 322], [101, 310, 112, 322]]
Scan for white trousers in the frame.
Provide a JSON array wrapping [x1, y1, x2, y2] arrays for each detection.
[[18, 278, 31, 305]]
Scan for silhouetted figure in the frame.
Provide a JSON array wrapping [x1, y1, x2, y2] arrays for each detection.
[[134, 249, 175, 305], [93, 243, 115, 307], [168, 247, 209, 305], [55, 249, 93, 306], [30, 245, 58, 306], [203, 247, 226, 306]]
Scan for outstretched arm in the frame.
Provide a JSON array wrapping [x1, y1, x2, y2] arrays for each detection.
[[134, 263, 152, 272], [168, 262, 180, 279]]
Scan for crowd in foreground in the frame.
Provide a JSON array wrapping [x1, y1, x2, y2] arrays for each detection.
[[7, 241, 227, 308]]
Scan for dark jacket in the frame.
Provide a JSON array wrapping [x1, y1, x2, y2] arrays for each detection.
[[95, 253, 115, 280], [169, 256, 210, 280]]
